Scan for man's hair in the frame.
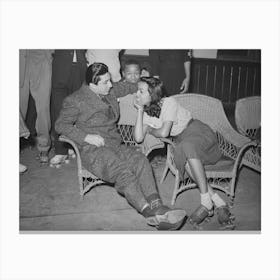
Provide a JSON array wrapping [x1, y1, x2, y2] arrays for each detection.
[[140, 77, 167, 118], [122, 59, 140, 71], [86, 63, 109, 85]]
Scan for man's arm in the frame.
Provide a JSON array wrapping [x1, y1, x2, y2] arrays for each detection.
[[55, 96, 87, 145], [111, 81, 138, 98]]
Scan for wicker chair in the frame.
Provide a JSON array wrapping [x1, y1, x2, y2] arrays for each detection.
[[160, 94, 257, 206], [235, 96, 261, 139], [59, 94, 164, 198], [235, 96, 261, 173]]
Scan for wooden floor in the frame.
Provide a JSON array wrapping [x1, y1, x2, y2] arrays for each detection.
[[20, 146, 261, 232]]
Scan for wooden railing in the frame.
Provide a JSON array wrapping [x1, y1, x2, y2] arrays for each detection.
[[120, 55, 261, 105], [190, 58, 261, 104]]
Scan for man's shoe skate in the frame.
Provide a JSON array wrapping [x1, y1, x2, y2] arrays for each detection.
[[49, 154, 69, 168], [215, 205, 235, 230], [142, 199, 187, 230], [187, 205, 214, 230]]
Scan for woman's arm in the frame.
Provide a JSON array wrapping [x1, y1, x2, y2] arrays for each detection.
[[134, 107, 150, 143]]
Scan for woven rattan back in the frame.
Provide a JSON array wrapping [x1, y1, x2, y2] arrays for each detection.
[[235, 96, 261, 139]]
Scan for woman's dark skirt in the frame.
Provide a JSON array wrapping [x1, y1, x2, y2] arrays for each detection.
[[173, 119, 222, 179]]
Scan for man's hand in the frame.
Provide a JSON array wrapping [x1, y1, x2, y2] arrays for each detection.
[[84, 134, 105, 147], [180, 78, 190, 93]]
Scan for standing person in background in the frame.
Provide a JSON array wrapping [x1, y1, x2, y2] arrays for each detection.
[[19, 49, 53, 163], [50, 50, 87, 167], [86, 49, 122, 82], [149, 49, 192, 96], [20, 111, 30, 173]]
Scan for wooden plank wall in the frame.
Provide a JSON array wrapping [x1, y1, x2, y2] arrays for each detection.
[[190, 58, 261, 104]]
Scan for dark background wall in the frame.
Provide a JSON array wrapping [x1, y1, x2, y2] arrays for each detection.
[[120, 50, 261, 106]]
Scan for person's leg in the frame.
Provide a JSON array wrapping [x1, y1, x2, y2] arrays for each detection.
[[118, 146, 158, 199], [30, 60, 52, 160], [19, 56, 30, 119], [50, 86, 69, 157], [186, 160, 234, 229], [118, 146, 187, 230], [186, 159, 213, 209], [82, 145, 187, 230], [186, 161, 226, 208], [184, 159, 214, 227], [82, 146, 148, 212], [50, 63, 86, 166]]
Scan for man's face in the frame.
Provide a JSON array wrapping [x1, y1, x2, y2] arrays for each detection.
[[123, 64, 140, 83], [94, 73, 112, 95]]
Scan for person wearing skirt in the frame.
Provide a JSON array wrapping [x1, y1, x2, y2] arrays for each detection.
[[134, 77, 235, 229]]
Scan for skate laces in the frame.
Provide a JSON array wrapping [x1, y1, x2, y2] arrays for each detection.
[[150, 199, 162, 210]]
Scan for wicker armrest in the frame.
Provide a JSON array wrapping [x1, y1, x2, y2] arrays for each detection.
[[159, 137, 176, 147]]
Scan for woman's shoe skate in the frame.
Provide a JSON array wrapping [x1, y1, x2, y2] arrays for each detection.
[[49, 154, 69, 168], [187, 205, 214, 230], [215, 205, 235, 230]]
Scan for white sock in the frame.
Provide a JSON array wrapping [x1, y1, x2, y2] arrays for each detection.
[[211, 193, 226, 208], [201, 192, 213, 210], [141, 203, 150, 213]]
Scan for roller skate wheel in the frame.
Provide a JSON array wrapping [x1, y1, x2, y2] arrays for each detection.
[[65, 159, 70, 164], [229, 215, 235, 221], [220, 223, 235, 230], [204, 217, 211, 223], [55, 164, 61, 168], [68, 149, 76, 158]]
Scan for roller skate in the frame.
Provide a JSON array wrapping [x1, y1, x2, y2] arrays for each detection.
[[68, 149, 76, 159], [19, 163, 27, 174], [142, 198, 187, 230], [215, 205, 235, 230], [36, 151, 49, 165], [187, 205, 214, 230], [49, 154, 69, 168]]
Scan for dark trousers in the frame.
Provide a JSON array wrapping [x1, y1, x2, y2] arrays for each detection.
[[51, 63, 86, 155], [81, 144, 159, 212]]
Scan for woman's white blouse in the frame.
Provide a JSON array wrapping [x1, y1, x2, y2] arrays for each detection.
[[143, 97, 192, 136]]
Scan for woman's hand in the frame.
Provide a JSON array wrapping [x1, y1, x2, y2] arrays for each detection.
[[84, 134, 105, 147], [134, 96, 144, 111]]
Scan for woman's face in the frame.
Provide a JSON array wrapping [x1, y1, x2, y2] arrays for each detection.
[[136, 81, 151, 106]]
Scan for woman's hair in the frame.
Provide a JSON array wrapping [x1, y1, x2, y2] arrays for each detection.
[[140, 76, 167, 118], [85, 63, 109, 85]]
